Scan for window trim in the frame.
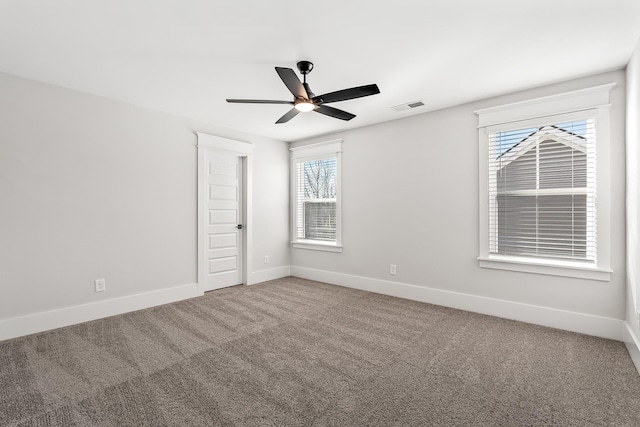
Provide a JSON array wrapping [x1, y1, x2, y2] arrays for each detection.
[[290, 139, 343, 252], [476, 85, 614, 281]]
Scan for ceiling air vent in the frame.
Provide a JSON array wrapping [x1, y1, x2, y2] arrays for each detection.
[[391, 100, 425, 112]]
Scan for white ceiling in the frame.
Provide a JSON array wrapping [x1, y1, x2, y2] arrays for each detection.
[[1, 1, 639, 142]]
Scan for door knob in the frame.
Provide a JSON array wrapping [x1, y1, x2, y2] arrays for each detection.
[[236, 224, 243, 230]]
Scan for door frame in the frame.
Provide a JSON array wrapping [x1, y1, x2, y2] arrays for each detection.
[[196, 132, 253, 291]]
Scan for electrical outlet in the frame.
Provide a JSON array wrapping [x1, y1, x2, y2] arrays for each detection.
[[390, 264, 396, 275], [264, 255, 270, 264], [95, 279, 106, 292]]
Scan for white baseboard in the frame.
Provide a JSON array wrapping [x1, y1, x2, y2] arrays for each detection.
[[623, 322, 640, 374], [2, 267, 628, 350], [248, 265, 291, 285], [0, 283, 202, 342], [291, 266, 623, 341]]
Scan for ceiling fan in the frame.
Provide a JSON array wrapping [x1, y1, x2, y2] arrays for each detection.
[[226, 61, 380, 124]]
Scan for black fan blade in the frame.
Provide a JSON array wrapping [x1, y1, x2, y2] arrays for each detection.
[[276, 108, 300, 124], [226, 99, 293, 104], [314, 84, 380, 104], [314, 105, 355, 121], [275, 67, 308, 99]]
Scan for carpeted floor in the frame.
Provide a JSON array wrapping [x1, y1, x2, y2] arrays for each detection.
[[1, 276, 639, 426]]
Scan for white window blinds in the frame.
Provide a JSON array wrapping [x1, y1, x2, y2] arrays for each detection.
[[488, 118, 597, 262], [295, 158, 337, 242]]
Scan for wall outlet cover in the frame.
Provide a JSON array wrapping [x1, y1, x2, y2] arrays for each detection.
[[95, 279, 106, 292]]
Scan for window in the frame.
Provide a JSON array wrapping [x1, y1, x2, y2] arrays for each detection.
[[476, 84, 614, 281], [490, 119, 595, 262], [290, 140, 342, 252], [296, 158, 337, 241]]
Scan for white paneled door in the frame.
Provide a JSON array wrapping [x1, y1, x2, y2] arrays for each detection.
[[203, 151, 243, 291]]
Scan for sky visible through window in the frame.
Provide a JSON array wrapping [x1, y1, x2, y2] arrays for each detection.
[[495, 120, 588, 157]]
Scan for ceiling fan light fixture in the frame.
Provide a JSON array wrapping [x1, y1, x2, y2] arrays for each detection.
[[294, 100, 315, 112]]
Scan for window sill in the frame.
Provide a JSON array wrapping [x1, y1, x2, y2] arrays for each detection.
[[292, 241, 343, 253], [478, 255, 611, 282]]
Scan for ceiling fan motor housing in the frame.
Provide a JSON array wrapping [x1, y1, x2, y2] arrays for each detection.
[[302, 83, 316, 99]]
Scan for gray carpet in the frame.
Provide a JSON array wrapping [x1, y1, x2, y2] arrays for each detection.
[[1, 276, 639, 426]]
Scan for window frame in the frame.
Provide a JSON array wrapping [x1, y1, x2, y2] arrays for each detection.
[[290, 139, 343, 252], [476, 84, 614, 281]]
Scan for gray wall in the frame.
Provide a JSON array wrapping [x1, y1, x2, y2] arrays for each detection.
[[0, 64, 631, 340], [626, 38, 640, 344], [0, 72, 290, 321], [291, 70, 626, 321]]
